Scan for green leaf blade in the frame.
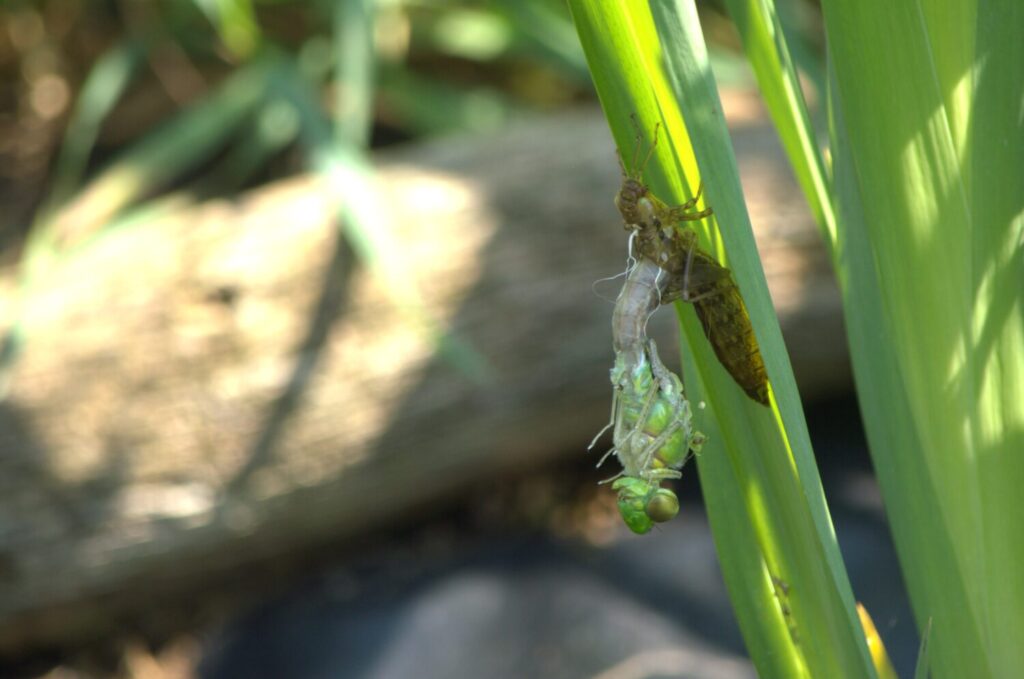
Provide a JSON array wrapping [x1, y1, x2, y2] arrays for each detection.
[[569, 2, 875, 676], [822, 0, 1024, 675]]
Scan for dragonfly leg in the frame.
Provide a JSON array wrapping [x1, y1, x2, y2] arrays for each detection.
[[625, 114, 660, 177], [664, 182, 713, 222], [595, 441, 621, 469], [639, 121, 659, 173], [615, 360, 661, 457], [681, 232, 697, 302], [588, 387, 620, 450], [598, 469, 626, 485], [684, 286, 728, 304], [608, 346, 672, 478], [636, 409, 687, 477], [634, 350, 696, 476], [676, 232, 731, 304], [646, 467, 683, 482], [666, 205, 714, 222], [588, 422, 613, 451]]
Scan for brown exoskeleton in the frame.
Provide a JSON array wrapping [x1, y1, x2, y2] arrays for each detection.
[[613, 119, 769, 406]]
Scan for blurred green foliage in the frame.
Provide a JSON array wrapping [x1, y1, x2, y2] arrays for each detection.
[[0, 0, 824, 379], [0, 0, 597, 380], [0, 0, 590, 182]]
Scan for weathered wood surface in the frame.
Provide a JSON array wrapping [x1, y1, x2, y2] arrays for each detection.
[[0, 96, 847, 651]]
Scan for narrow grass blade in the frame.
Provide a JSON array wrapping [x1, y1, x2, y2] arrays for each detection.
[[271, 60, 492, 382], [720, 0, 836, 249], [1, 58, 272, 389], [568, 1, 875, 676], [332, 0, 374, 148], [490, 0, 589, 80], [857, 604, 898, 679], [40, 39, 145, 219], [25, 57, 270, 278], [684, 376, 808, 678]]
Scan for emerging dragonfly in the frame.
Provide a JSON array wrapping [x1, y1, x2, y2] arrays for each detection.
[[593, 337, 706, 534], [595, 250, 705, 534], [614, 121, 770, 406]]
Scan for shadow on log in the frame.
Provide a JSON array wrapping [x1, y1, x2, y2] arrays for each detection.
[[0, 97, 847, 653]]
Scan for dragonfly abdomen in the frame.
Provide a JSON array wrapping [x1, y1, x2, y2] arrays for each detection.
[[694, 286, 769, 405], [612, 258, 667, 369]]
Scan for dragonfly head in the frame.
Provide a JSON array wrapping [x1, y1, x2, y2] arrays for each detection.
[[612, 477, 680, 534], [615, 178, 654, 231]]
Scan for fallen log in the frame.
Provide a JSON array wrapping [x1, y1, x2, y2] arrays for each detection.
[[0, 97, 847, 652]]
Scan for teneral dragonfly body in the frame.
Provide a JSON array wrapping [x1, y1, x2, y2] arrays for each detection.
[[593, 255, 705, 534], [600, 337, 705, 534]]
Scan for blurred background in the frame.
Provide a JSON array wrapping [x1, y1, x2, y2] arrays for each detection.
[[0, 1, 915, 677]]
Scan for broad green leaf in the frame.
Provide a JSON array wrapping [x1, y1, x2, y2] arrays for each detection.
[[823, 1, 1024, 676], [720, 0, 836, 249]]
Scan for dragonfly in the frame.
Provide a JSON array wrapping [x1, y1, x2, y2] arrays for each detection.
[[614, 121, 770, 406], [593, 310, 706, 534], [593, 247, 705, 533]]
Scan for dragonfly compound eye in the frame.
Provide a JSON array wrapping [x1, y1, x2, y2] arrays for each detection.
[[645, 488, 680, 523], [612, 477, 657, 534]]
